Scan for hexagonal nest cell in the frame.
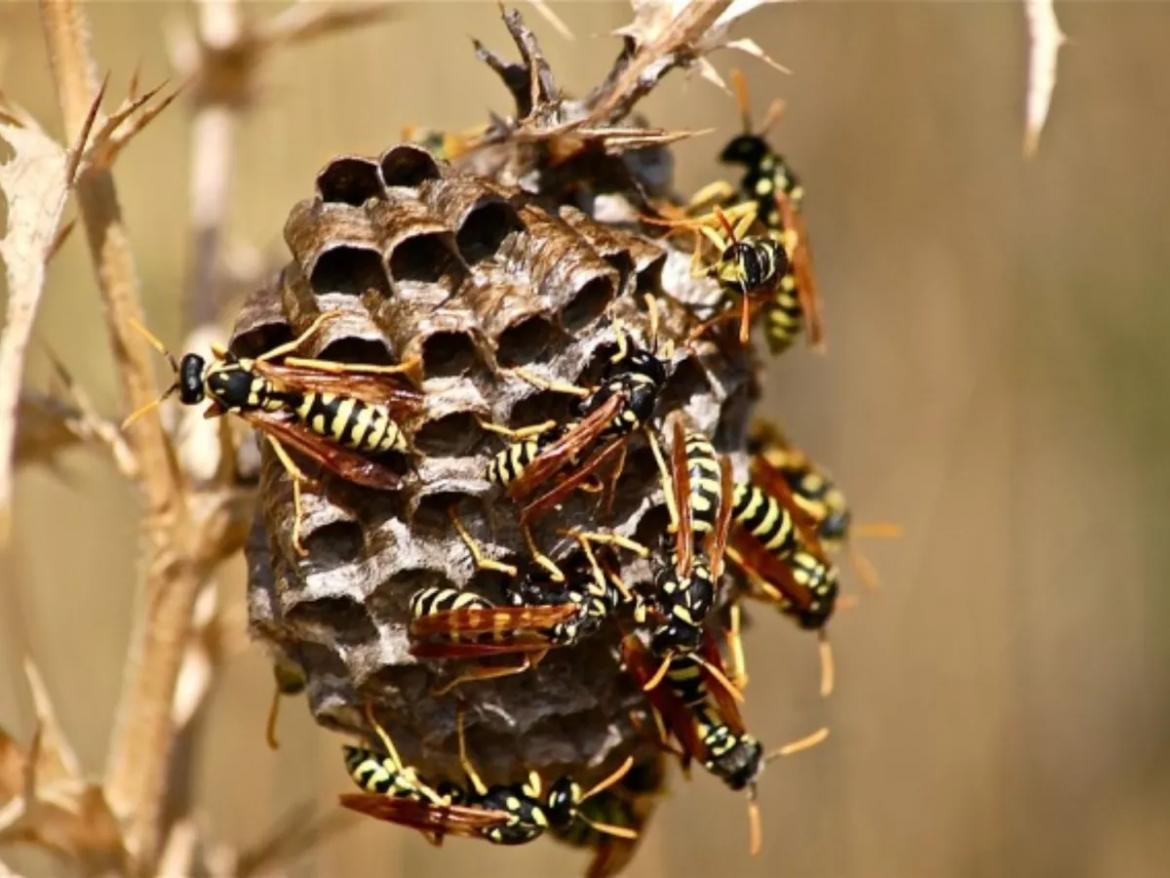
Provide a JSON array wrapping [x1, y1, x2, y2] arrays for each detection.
[[239, 8, 768, 792]]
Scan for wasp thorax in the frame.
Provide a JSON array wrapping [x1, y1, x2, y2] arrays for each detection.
[[178, 354, 207, 405], [206, 363, 260, 409]]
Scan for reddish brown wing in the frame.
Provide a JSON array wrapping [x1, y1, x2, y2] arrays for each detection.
[[696, 630, 745, 735], [621, 637, 707, 764], [748, 453, 827, 562], [706, 456, 734, 578], [506, 393, 625, 502], [521, 434, 627, 523], [251, 359, 424, 415], [728, 529, 813, 614], [670, 420, 694, 578], [409, 604, 579, 640], [410, 640, 553, 659], [244, 409, 404, 491], [339, 794, 509, 838], [775, 193, 825, 349]]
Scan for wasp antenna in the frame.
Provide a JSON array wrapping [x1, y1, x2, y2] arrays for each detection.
[[729, 68, 752, 132], [265, 682, 283, 750], [765, 726, 830, 762], [758, 97, 787, 138], [580, 756, 635, 803], [580, 814, 640, 840], [818, 632, 835, 697], [128, 317, 178, 372], [120, 383, 176, 431], [714, 206, 737, 243], [747, 797, 763, 856]]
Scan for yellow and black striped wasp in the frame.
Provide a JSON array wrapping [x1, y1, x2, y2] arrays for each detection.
[[621, 634, 827, 856], [341, 711, 638, 847], [127, 313, 423, 553], [639, 418, 735, 661], [407, 521, 646, 691], [483, 323, 669, 525], [724, 431, 841, 694], [552, 753, 666, 878]]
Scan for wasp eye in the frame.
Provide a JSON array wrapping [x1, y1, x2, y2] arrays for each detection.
[[178, 354, 206, 405]]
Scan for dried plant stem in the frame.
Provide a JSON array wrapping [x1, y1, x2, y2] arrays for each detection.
[[183, 0, 241, 329], [38, 0, 201, 868]]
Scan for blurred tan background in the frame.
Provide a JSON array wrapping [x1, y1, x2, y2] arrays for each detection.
[[3, 2, 1170, 876]]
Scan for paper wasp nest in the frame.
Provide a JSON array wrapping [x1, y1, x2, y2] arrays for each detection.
[[241, 10, 758, 783]]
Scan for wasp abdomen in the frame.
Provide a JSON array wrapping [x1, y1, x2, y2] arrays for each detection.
[[731, 482, 797, 558], [293, 392, 408, 453]]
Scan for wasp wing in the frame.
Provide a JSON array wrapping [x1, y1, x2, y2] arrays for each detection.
[[621, 637, 707, 764], [506, 393, 624, 502], [728, 529, 814, 616], [670, 419, 694, 578], [706, 456, 734, 579], [251, 359, 424, 416], [339, 794, 509, 838], [409, 604, 579, 645], [521, 433, 628, 523], [775, 192, 825, 349], [696, 630, 745, 735], [245, 409, 404, 491], [747, 453, 828, 562]]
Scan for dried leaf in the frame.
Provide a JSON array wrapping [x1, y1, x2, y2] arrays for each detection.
[[0, 101, 71, 543], [1023, 0, 1066, 156]]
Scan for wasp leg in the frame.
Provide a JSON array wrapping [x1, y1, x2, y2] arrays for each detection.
[[502, 366, 591, 398], [256, 311, 341, 362], [450, 507, 518, 577], [476, 418, 559, 442], [725, 604, 749, 690], [568, 530, 650, 559], [766, 726, 830, 762], [687, 179, 737, 211], [267, 436, 310, 557], [456, 710, 489, 797], [523, 524, 565, 583], [818, 630, 835, 698], [281, 353, 423, 377], [265, 682, 284, 751], [644, 427, 679, 532], [432, 651, 547, 696]]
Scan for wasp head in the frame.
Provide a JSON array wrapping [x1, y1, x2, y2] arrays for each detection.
[[178, 354, 206, 405], [545, 777, 581, 829], [719, 134, 769, 167]]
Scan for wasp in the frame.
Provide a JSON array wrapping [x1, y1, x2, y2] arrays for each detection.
[[341, 712, 638, 846], [670, 69, 823, 353], [747, 420, 850, 549], [725, 440, 842, 693], [622, 636, 828, 856], [401, 122, 489, 162], [552, 754, 665, 878], [483, 325, 669, 525], [638, 420, 735, 659], [409, 520, 646, 690], [126, 313, 423, 554]]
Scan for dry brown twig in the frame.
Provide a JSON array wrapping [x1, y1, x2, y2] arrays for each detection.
[[38, 0, 198, 868]]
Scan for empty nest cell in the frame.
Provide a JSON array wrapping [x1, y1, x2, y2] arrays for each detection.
[[316, 156, 385, 207], [379, 144, 442, 189], [387, 232, 465, 285], [496, 314, 554, 367], [456, 199, 524, 264], [412, 411, 487, 458]]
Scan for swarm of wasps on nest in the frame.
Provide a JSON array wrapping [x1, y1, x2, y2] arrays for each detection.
[[131, 8, 891, 874]]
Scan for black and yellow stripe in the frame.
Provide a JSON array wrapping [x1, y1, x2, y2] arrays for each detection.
[[292, 391, 407, 453], [684, 431, 722, 537], [785, 549, 838, 630], [731, 481, 797, 559]]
